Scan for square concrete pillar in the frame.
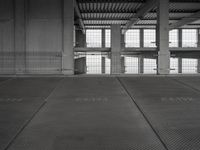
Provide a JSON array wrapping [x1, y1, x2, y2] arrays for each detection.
[[75, 29, 86, 47], [121, 57, 125, 74], [63, 0, 74, 75], [157, 0, 170, 75], [15, 0, 26, 74], [178, 29, 182, 48], [138, 56, 144, 74], [197, 59, 200, 73], [178, 57, 182, 74], [121, 34, 125, 49], [198, 29, 200, 47], [111, 25, 122, 74], [102, 29, 106, 48], [102, 57, 106, 74]]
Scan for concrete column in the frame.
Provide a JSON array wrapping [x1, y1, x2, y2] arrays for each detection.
[[75, 29, 86, 47], [197, 59, 200, 73], [63, 0, 74, 75], [178, 29, 182, 47], [178, 57, 182, 74], [157, 0, 170, 75], [111, 25, 121, 74], [140, 29, 144, 48], [14, 0, 26, 74], [138, 56, 144, 74], [102, 57, 106, 74], [121, 34, 125, 49], [102, 29, 105, 48], [121, 57, 125, 74], [198, 29, 200, 47]]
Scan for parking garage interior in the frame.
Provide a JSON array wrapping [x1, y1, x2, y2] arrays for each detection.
[[0, 0, 200, 150]]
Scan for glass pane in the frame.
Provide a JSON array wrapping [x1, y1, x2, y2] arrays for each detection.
[[105, 29, 111, 48], [125, 29, 140, 47], [182, 58, 198, 74], [170, 58, 178, 74], [86, 30, 102, 47], [144, 29, 156, 47], [144, 58, 157, 74], [182, 29, 197, 47], [169, 30, 178, 47], [124, 56, 139, 74]]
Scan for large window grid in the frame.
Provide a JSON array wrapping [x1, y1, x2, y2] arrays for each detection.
[[86, 30, 102, 48], [125, 29, 140, 47], [170, 58, 179, 74], [124, 56, 139, 74], [105, 29, 111, 48], [143, 58, 157, 74], [169, 30, 178, 47], [182, 29, 198, 47], [144, 29, 156, 47], [182, 58, 198, 74], [74, 52, 110, 74]]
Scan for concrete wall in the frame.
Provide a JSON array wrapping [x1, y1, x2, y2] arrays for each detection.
[[26, 0, 62, 74], [0, 0, 67, 74], [0, 0, 15, 74]]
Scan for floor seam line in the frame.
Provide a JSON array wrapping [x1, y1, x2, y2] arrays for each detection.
[[4, 78, 64, 150], [171, 78, 200, 94], [116, 77, 169, 150], [3, 101, 46, 150]]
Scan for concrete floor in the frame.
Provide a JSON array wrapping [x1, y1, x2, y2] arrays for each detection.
[[0, 77, 200, 150]]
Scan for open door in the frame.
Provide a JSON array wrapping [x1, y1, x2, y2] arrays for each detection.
[[75, 57, 86, 74]]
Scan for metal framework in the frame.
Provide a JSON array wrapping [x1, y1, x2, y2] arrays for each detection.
[[75, 0, 200, 29]]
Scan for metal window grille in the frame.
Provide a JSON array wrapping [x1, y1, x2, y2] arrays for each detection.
[[182, 58, 198, 74], [182, 29, 198, 48], [86, 29, 102, 48], [169, 30, 178, 47], [125, 29, 140, 48], [144, 29, 156, 47], [170, 58, 179, 74]]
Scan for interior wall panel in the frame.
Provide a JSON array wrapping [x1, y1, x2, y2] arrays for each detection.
[[0, 0, 14, 74], [26, 0, 62, 74]]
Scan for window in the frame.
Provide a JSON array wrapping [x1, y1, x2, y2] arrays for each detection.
[[124, 56, 139, 74], [105, 57, 111, 74], [170, 58, 178, 74], [144, 29, 156, 47], [182, 29, 197, 47], [182, 58, 198, 74], [144, 58, 157, 74], [86, 52, 102, 74], [86, 29, 102, 47], [169, 30, 178, 47], [105, 29, 111, 48], [125, 29, 140, 47]]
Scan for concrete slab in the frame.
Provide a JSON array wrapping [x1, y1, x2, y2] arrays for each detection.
[[173, 76, 200, 92], [0, 78, 61, 150], [7, 77, 166, 150], [119, 77, 200, 150], [0, 78, 11, 86]]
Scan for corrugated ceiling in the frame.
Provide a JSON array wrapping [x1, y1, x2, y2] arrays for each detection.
[[76, 0, 200, 28]]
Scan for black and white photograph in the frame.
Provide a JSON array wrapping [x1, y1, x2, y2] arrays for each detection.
[[0, 0, 200, 149]]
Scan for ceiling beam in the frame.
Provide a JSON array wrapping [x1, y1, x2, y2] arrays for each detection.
[[169, 10, 200, 29], [74, 0, 85, 34], [77, 0, 200, 3], [122, 0, 158, 34]]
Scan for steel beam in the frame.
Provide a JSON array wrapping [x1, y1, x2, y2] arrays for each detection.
[[122, 0, 158, 34], [74, 0, 85, 33], [169, 11, 200, 29]]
